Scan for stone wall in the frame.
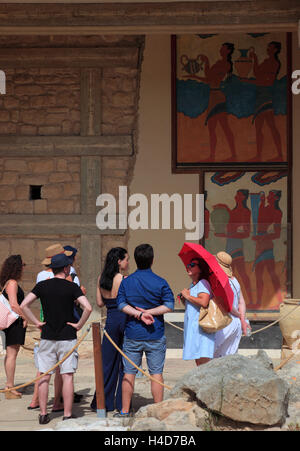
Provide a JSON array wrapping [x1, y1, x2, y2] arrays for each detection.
[[2, 68, 80, 136], [0, 157, 81, 214], [0, 34, 144, 301]]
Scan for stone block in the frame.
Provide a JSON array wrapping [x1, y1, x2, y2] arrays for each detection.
[[49, 172, 72, 183], [16, 185, 30, 200], [15, 85, 44, 96], [28, 160, 55, 174], [19, 174, 49, 186], [0, 172, 19, 185], [103, 157, 131, 170], [19, 125, 38, 135], [38, 126, 61, 135], [56, 159, 68, 172], [0, 111, 10, 122], [11, 238, 35, 264], [47, 199, 74, 214], [111, 92, 136, 107], [7, 200, 34, 214], [33, 199, 48, 214], [3, 97, 20, 109], [63, 182, 80, 197], [0, 239, 10, 263], [0, 123, 17, 134], [14, 74, 34, 84], [41, 184, 64, 200], [0, 186, 16, 200], [4, 159, 28, 172], [20, 109, 46, 125], [30, 96, 56, 108]]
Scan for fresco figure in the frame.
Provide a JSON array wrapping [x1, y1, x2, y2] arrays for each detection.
[[242, 41, 283, 162], [213, 189, 252, 304], [186, 43, 237, 162], [252, 190, 283, 308]]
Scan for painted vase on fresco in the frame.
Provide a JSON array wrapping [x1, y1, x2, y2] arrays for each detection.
[[210, 205, 230, 235], [279, 299, 300, 361], [234, 48, 253, 78], [180, 55, 203, 75]]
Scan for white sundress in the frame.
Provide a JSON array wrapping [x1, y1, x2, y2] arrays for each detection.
[[182, 279, 216, 360], [214, 277, 243, 358]]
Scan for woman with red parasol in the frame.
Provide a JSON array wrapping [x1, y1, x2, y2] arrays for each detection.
[[179, 242, 244, 366], [180, 257, 216, 366]]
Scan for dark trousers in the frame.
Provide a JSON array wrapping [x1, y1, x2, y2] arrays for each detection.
[[91, 309, 126, 412]]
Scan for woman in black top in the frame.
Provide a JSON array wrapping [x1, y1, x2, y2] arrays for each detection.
[[0, 254, 27, 399], [91, 247, 129, 412]]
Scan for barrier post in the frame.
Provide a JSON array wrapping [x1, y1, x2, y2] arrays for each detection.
[[92, 322, 106, 418]]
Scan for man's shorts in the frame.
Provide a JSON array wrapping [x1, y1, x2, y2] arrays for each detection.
[[35, 339, 78, 375], [122, 335, 166, 375]]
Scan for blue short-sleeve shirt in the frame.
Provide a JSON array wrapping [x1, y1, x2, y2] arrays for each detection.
[[117, 268, 174, 340]]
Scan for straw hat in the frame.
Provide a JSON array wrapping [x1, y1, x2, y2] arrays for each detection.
[[216, 251, 233, 277], [42, 243, 73, 265]]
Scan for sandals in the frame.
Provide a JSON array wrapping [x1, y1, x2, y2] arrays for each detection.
[[39, 414, 50, 425], [27, 404, 40, 410], [5, 388, 22, 399], [63, 414, 77, 421]]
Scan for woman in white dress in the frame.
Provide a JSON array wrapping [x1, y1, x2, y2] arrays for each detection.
[[181, 258, 215, 366], [214, 251, 250, 358]]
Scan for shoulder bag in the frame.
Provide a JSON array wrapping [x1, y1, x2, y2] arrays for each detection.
[[198, 297, 232, 334], [0, 284, 19, 330]]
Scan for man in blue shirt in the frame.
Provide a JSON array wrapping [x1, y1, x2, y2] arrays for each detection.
[[116, 244, 174, 417]]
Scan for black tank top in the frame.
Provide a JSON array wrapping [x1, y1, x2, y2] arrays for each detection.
[[3, 284, 24, 305], [101, 275, 123, 310]]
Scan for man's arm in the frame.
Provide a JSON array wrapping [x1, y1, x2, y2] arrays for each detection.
[[121, 304, 154, 325], [20, 292, 45, 328], [117, 280, 154, 325], [67, 295, 93, 331], [136, 304, 172, 316], [140, 282, 174, 316]]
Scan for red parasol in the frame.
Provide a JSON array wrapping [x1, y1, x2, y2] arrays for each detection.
[[178, 242, 234, 312]]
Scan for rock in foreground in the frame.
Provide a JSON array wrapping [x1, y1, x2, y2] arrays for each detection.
[[170, 351, 289, 426]]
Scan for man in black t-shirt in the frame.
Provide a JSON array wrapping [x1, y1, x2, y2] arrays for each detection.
[[21, 253, 92, 425]]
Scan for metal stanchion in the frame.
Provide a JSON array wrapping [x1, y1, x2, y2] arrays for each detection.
[[92, 322, 106, 418]]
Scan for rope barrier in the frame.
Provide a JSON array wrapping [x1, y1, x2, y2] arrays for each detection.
[[166, 302, 300, 339], [0, 323, 93, 394], [101, 325, 172, 390], [1, 304, 299, 394], [250, 303, 300, 336], [0, 314, 108, 393]]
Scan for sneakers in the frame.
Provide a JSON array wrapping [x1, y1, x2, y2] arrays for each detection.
[[113, 410, 131, 418]]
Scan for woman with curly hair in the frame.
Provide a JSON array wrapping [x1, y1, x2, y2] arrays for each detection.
[[0, 254, 27, 398]]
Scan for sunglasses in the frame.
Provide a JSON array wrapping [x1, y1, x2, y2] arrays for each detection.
[[186, 262, 199, 269]]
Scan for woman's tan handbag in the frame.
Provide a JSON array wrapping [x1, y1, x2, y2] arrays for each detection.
[[198, 298, 232, 334]]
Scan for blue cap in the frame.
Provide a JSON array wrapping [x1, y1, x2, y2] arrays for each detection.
[[64, 246, 77, 260], [49, 253, 72, 269]]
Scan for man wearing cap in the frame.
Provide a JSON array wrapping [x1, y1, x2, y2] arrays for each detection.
[[27, 244, 73, 411], [63, 245, 80, 287], [21, 253, 92, 425]]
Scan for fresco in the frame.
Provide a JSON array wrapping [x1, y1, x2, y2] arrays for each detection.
[[204, 171, 289, 311], [173, 33, 289, 167]]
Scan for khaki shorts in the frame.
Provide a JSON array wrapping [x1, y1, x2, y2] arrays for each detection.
[[35, 339, 78, 375]]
